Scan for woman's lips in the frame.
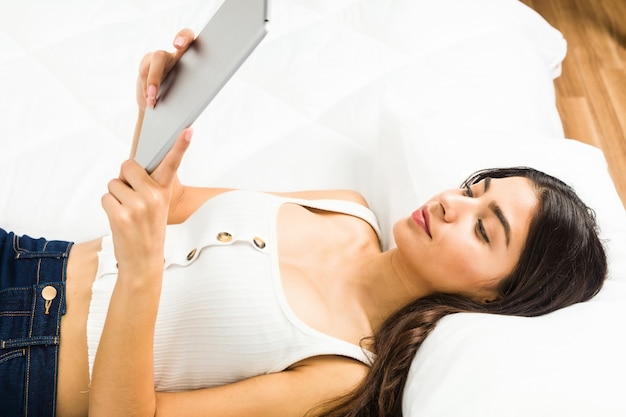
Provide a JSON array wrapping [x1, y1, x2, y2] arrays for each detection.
[[411, 206, 432, 238]]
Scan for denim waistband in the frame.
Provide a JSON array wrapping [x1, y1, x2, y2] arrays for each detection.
[[0, 228, 73, 417]]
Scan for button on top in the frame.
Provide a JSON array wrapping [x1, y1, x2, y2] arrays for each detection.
[[253, 236, 266, 249], [186, 248, 197, 261], [217, 232, 233, 242]]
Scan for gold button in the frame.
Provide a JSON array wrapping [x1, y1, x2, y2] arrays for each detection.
[[217, 232, 233, 242], [253, 237, 266, 249], [186, 248, 197, 261], [42, 286, 57, 301]]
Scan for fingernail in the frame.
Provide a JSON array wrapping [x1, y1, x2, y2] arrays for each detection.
[[147, 85, 157, 108], [184, 128, 194, 142], [174, 36, 186, 48]]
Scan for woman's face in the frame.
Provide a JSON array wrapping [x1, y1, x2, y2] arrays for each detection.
[[393, 176, 538, 302]]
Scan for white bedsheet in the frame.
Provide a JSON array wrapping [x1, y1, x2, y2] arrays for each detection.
[[1, 0, 625, 415]]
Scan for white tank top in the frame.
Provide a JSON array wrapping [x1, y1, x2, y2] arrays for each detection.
[[88, 190, 381, 391]]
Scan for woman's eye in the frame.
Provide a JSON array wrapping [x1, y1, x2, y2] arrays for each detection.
[[463, 185, 488, 243], [476, 219, 490, 243]]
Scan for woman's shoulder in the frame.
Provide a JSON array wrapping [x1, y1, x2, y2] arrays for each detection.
[[173, 186, 372, 229], [271, 189, 369, 207]]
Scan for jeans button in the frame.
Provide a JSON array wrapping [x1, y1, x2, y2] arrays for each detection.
[[42, 286, 57, 301]]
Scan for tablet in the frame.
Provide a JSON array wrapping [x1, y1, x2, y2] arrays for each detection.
[[134, 0, 270, 173]]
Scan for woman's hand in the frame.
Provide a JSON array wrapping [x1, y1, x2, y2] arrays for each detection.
[[102, 128, 193, 277], [131, 28, 195, 207], [137, 28, 196, 110]]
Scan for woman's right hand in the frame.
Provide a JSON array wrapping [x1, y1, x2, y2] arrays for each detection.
[[102, 128, 193, 277], [136, 28, 195, 110]]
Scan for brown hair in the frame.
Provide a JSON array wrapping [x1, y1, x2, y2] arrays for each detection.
[[318, 167, 608, 417]]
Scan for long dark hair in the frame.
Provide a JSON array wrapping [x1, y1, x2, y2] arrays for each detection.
[[318, 167, 608, 417]]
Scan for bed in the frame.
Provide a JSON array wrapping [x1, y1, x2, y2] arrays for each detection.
[[2, 0, 625, 415]]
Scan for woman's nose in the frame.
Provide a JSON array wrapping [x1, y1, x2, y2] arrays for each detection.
[[439, 191, 475, 222]]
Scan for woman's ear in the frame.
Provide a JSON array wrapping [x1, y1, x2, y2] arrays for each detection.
[[478, 286, 501, 304]]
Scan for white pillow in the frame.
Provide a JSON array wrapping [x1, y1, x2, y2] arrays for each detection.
[[405, 280, 626, 416]]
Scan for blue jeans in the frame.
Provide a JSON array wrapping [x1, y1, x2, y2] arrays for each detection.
[[0, 229, 73, 417]]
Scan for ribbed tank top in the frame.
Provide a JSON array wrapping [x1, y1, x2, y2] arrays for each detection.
[[87, 190, 381, 391]]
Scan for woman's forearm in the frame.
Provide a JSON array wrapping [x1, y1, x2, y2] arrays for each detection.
[[89, 266, 162, 417], [94, 94, 193, 416]]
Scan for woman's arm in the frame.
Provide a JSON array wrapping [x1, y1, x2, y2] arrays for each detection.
[[90, 129, 193, 417], [168, 186, 370, 224], [154, 355, 368, 417]]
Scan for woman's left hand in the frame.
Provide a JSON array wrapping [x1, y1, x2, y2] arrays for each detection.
[[137, 28, 195, 110], [102, 128, 193, 277]]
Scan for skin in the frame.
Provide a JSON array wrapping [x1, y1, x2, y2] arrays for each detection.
[[392, 176, 538, 302], [54, 30, 539, 417]]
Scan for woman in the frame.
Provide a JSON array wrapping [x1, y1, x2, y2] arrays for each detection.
[[0, 30, 607, 417]]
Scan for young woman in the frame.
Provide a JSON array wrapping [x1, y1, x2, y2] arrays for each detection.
[[0, 30, 607, 417]]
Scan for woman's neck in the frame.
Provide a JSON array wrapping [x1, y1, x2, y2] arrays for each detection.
[[342, 249, 431, 335]]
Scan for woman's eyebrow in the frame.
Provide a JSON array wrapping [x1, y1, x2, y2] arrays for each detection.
[[489, 201, 511, 246]]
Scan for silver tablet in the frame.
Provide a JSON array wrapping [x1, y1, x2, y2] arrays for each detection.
[[135, 0, 270, 173]]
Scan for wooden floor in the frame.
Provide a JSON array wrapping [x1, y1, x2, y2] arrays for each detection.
[[520, 0, 626, 209]]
